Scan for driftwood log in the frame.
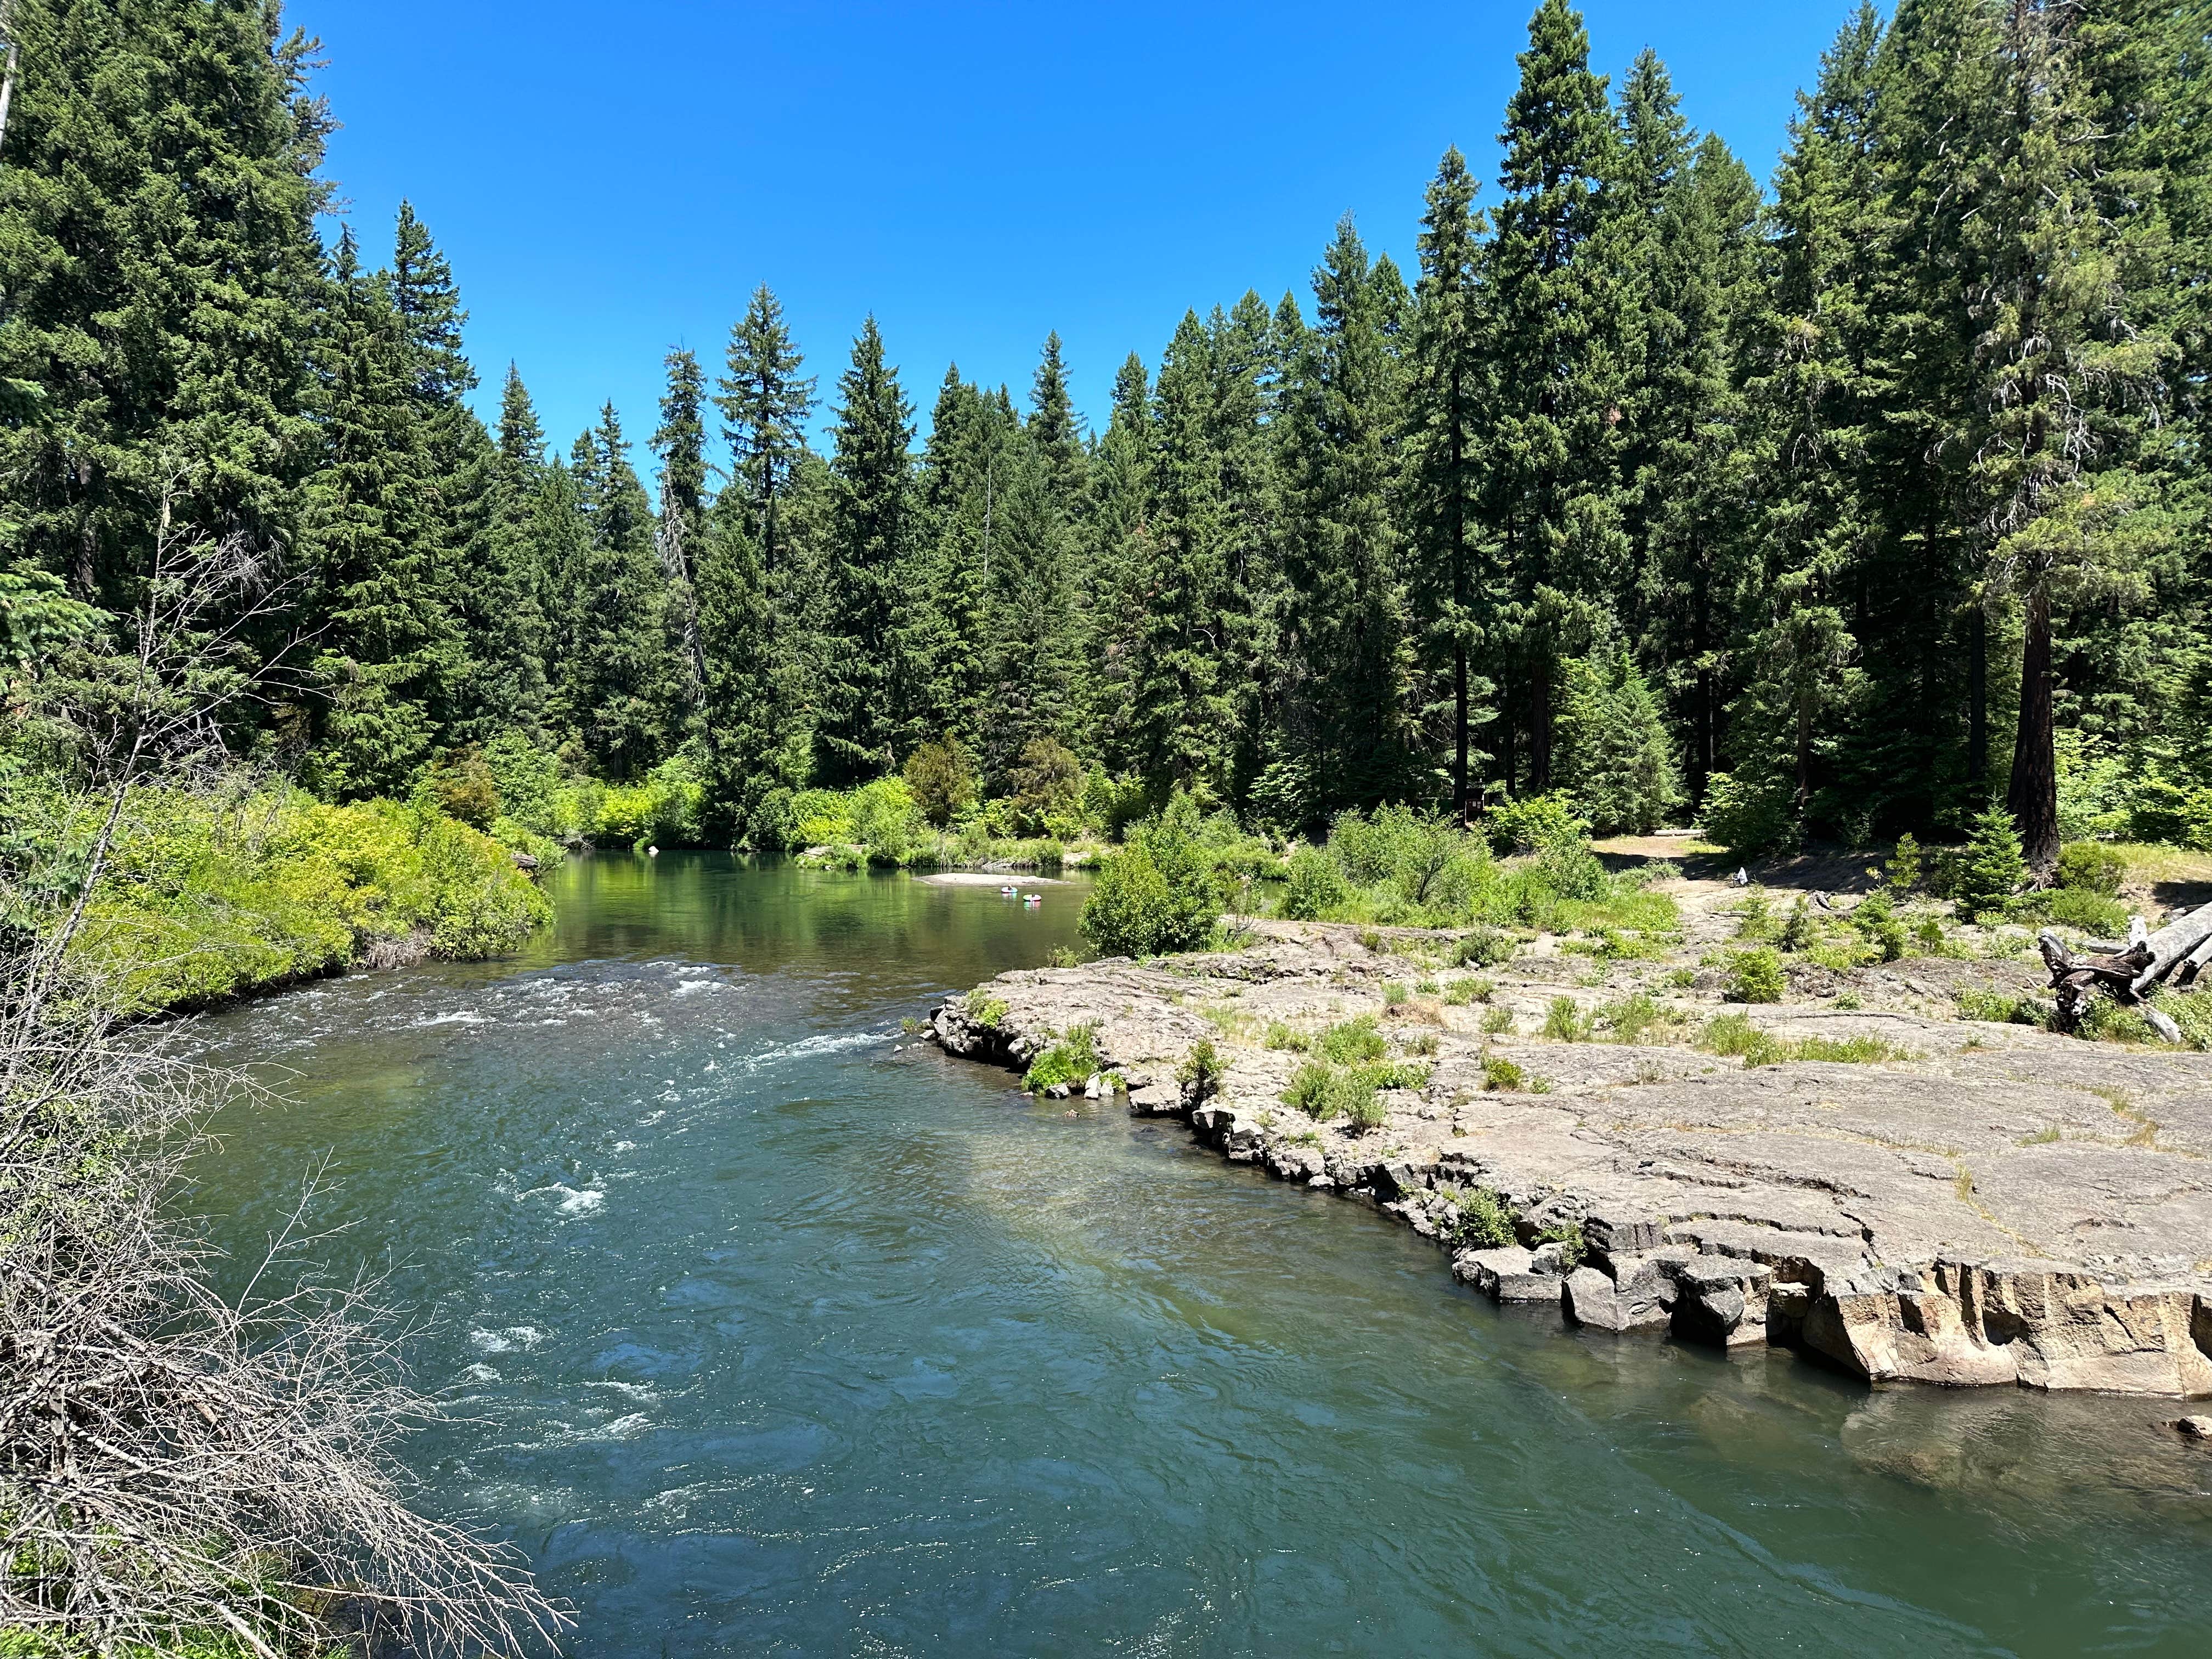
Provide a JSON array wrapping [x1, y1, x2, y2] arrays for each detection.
[[2038, 898, 2212, 1045]]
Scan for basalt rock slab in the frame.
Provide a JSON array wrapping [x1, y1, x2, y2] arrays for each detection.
[[929, 923, 2212, 1397]]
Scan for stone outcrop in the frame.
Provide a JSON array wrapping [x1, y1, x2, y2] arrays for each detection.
[[928, 921, 2212, 1398]]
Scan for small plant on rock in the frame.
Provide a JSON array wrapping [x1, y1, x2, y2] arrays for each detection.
[[1481, 1006, 1514, 1036], [1481, 1053, 1526, 1092], [1177, 1036, 1226, 1102], [1543, 996, 1590, 1041]]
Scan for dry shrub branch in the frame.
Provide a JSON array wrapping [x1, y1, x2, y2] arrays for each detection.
[[1, 492, 567, 1655]]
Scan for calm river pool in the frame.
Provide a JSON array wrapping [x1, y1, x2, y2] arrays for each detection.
[[191, 853, 2212, 1656]]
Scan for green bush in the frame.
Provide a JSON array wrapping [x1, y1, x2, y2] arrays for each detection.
[[1697, 1012, 1786, 1066], [2039, 885, 2130, 936], [1882, 832, 1924, 896], [1597, 991, 1661, 1042], [1483, 791, 1588, 855], [2125, 769, 2212, 850], [1700, 769, 1795, 857], [1954, 987, 2045, 1026], [1285, 1058, 1364, 1120], [1006, 737, 1086, 838], [1535, 1219, 1589, 1271], [1280, 843, 1348, 919], [2054, 841, 2127, 897], [1318, 1014, 1388, 1064], [1453, 925, 1514, 967], [1263, 1020, 1311, 1051], [1080, 792, 1222, 957], [598, 752, 708, 848], [1726, 946, 1785, 1004]]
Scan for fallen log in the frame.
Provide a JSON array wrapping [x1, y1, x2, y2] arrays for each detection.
[[2039, 898, 2212, 1045], [2130, 900, 2212, 997]]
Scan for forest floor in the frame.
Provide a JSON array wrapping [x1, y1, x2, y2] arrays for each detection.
[[928, 844, 2212, 1402]]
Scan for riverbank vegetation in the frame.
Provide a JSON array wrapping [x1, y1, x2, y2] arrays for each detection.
[[8, 0, 2209, 901]]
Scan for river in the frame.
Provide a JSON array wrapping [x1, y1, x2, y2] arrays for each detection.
[[190, 851, 2212, 1656]]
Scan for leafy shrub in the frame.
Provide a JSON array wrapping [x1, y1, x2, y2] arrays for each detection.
[[1535, 1219, 1589, 1272], [598, 752, 709, 848], [70, 788, 550, 1014], [1285, 1059, 1360, 1120], [1697, 1013, 1786, 1066], [1700, 769, 1795, 857], [2038, 885, 2129, 936], [1954, 987, 2044, 1026], [1481, 1005, 1514, 1035], [1953, 804, 2027, 921], [964, 991, 1009, 1030], [2054, 841, 2127, 897], [904, 735, 979, 828], [1882, 832, 1924, 896], [1342, 1086, 1389, 1132], [1080, 792, 1221, 957], [1263, 1021, 1311, 1051], [1176, 1035, 1226, 1102], [1318, 1014, 1387, 1064], [1597, 991, 1661, 1042], [1439, 1183, 1515, 1248], [1726, 946, 1785, 1004], [1484, 791, 1588, 855], [421, 747, 501, 829], [1383, 981, 1409, 1008], [1280, 844, 1348, 919], [1453, 926, 1514, 968], [2125, 768, 2212, 850]]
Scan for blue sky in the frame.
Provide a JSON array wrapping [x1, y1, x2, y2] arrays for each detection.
[[292, 1, 1858, 470]]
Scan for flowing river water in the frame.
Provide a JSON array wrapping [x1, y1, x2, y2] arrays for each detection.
[[190, 853, 2212, 1656]]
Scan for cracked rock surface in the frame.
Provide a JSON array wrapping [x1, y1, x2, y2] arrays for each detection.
[[931, 917, 2212, 1398]]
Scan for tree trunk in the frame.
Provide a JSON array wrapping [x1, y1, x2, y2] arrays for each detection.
[[1453, 642, 1469, 821], [1967, 602, 1988, 787], [1529, 652, 1552, 795], [2006, 586, 2059, 877]]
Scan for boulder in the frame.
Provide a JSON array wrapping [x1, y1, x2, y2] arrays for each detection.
[[2170, 1415, 2212, 1440], [1453, 1245, 1561, 1304], [1563, 1254, 1676, 1331], [1126, 1082, 1184, 1118], [1669, 1256, 1773, 1347]]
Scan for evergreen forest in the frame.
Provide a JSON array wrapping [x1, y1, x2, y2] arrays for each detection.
[[6, 0, 2212, 882]]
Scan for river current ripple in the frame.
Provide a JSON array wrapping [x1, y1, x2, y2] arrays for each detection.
[[189, 855, 2212, 1657]]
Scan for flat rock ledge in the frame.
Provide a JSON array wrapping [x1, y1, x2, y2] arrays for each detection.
[[928, 923, 2212, 1399]]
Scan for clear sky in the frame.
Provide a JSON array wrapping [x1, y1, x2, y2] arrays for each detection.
[[290, 0, 1860, 470]]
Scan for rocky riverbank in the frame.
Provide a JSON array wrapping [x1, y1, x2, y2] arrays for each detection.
[[928, 904, 2212, 1400]]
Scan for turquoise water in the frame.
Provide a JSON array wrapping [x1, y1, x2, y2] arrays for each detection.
[[191, 854, 2212, 1656]]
